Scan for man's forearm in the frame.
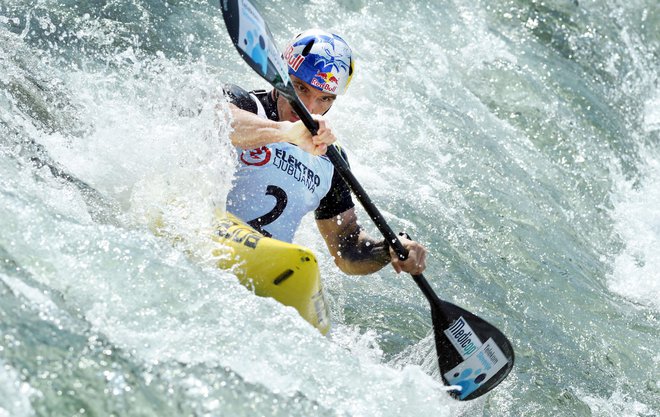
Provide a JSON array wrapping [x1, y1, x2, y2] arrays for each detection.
[[227, 104, 285, 148], [334, 230, 391, 275]]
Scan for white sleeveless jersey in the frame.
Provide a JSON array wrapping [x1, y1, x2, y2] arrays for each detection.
[[227, 95, 335, 242]]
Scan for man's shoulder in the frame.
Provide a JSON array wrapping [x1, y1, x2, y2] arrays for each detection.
[[223, 84, 258, 113], [223, 84, 278, 120]]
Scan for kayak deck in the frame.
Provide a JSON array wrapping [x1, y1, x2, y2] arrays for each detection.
[[211, 213, 331, 334]]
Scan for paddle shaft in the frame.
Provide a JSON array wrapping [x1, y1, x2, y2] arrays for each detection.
[[288, 97, 444, 308]]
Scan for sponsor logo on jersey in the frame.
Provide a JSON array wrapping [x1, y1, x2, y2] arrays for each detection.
[[273, 148, 321, 192], [241, 146, 271, 166]]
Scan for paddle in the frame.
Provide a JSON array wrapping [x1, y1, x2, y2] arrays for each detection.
[[219, 0, 514, 400]]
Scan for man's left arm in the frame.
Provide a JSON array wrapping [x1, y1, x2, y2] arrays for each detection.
[[316, 207, 427, 276]]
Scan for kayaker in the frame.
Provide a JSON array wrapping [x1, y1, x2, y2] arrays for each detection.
[[224, 29, 427, 276]]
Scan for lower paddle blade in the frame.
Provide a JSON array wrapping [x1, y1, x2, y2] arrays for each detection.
[[219, 0, 291, 93], [431, 301, 515, 401]]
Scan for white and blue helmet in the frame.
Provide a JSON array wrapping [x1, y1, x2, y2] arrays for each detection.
[[282, 29, 354, 95]]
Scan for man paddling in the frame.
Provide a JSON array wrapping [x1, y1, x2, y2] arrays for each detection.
[[224, 29, 426, 275]]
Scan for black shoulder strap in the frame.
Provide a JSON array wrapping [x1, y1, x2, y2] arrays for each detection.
[[223, 84, 278, 120], [223, 84, 258, 114], [250, 89, 279, 121], [249, 89, 269, 99]]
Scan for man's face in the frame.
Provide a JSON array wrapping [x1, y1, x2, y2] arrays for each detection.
[[277, 75, 337, 122]]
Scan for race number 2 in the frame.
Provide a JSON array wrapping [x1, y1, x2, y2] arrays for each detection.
[[248, 185, 287, 237]]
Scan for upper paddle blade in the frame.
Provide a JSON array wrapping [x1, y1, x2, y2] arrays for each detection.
[[431, 300, 515, 400], [219, 0, 292, 95]]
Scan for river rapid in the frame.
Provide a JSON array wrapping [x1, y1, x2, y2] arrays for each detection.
[[1, 0, 658, 416]]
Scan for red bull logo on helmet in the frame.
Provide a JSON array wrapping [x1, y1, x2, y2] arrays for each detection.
[[282, 29, 353, 95], [315, 71, 338, 84], [283, 45, 305, 71], [310, 77, 337, 93], [310, 70, 339, 92]]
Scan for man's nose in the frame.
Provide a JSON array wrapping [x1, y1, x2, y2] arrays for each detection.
[[301, 96, 319, 114]]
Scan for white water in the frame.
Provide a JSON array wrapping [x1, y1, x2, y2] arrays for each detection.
[[0, 359, 36, 417], [1, 0, 659, 415], [609, 90, 660, 311]]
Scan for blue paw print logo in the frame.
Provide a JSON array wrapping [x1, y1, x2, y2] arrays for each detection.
[[451, 368, 488, 399], [243, 30, 268, 75]]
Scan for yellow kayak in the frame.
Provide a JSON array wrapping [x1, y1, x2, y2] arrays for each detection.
[[210, 213, 331, 334], [147, 202, 330, 334]]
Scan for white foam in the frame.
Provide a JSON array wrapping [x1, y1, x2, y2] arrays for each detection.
[[643, 88, 660, 133], [609, 147, 660, 310], [0, 55, 460, 415], [0, 359, 37, 417], [580, 387, 654, 417], [38, 54, 235, 218]]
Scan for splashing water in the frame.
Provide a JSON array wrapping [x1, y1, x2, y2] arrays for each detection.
[[1, 0, 659, 415]]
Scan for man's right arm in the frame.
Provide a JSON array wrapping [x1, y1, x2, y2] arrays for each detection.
[[227, 104, 335, 156], [227, 103, 293, 149], [222, 85, 335, 155], [316, 207, 428, 276]]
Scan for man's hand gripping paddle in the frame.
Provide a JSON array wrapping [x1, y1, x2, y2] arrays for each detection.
[[219, 0, 515, 400]]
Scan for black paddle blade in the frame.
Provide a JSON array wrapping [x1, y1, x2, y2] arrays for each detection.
[[431, 300, 515, 400], [219, 0, 294, 97]]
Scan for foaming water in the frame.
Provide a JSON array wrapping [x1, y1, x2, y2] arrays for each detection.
[[0, 8, 459, 416], [1, 0, 659, 415], [609, 91, 660, 311], [0, 359, 36, 417], [1, 121, 459, 416]]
